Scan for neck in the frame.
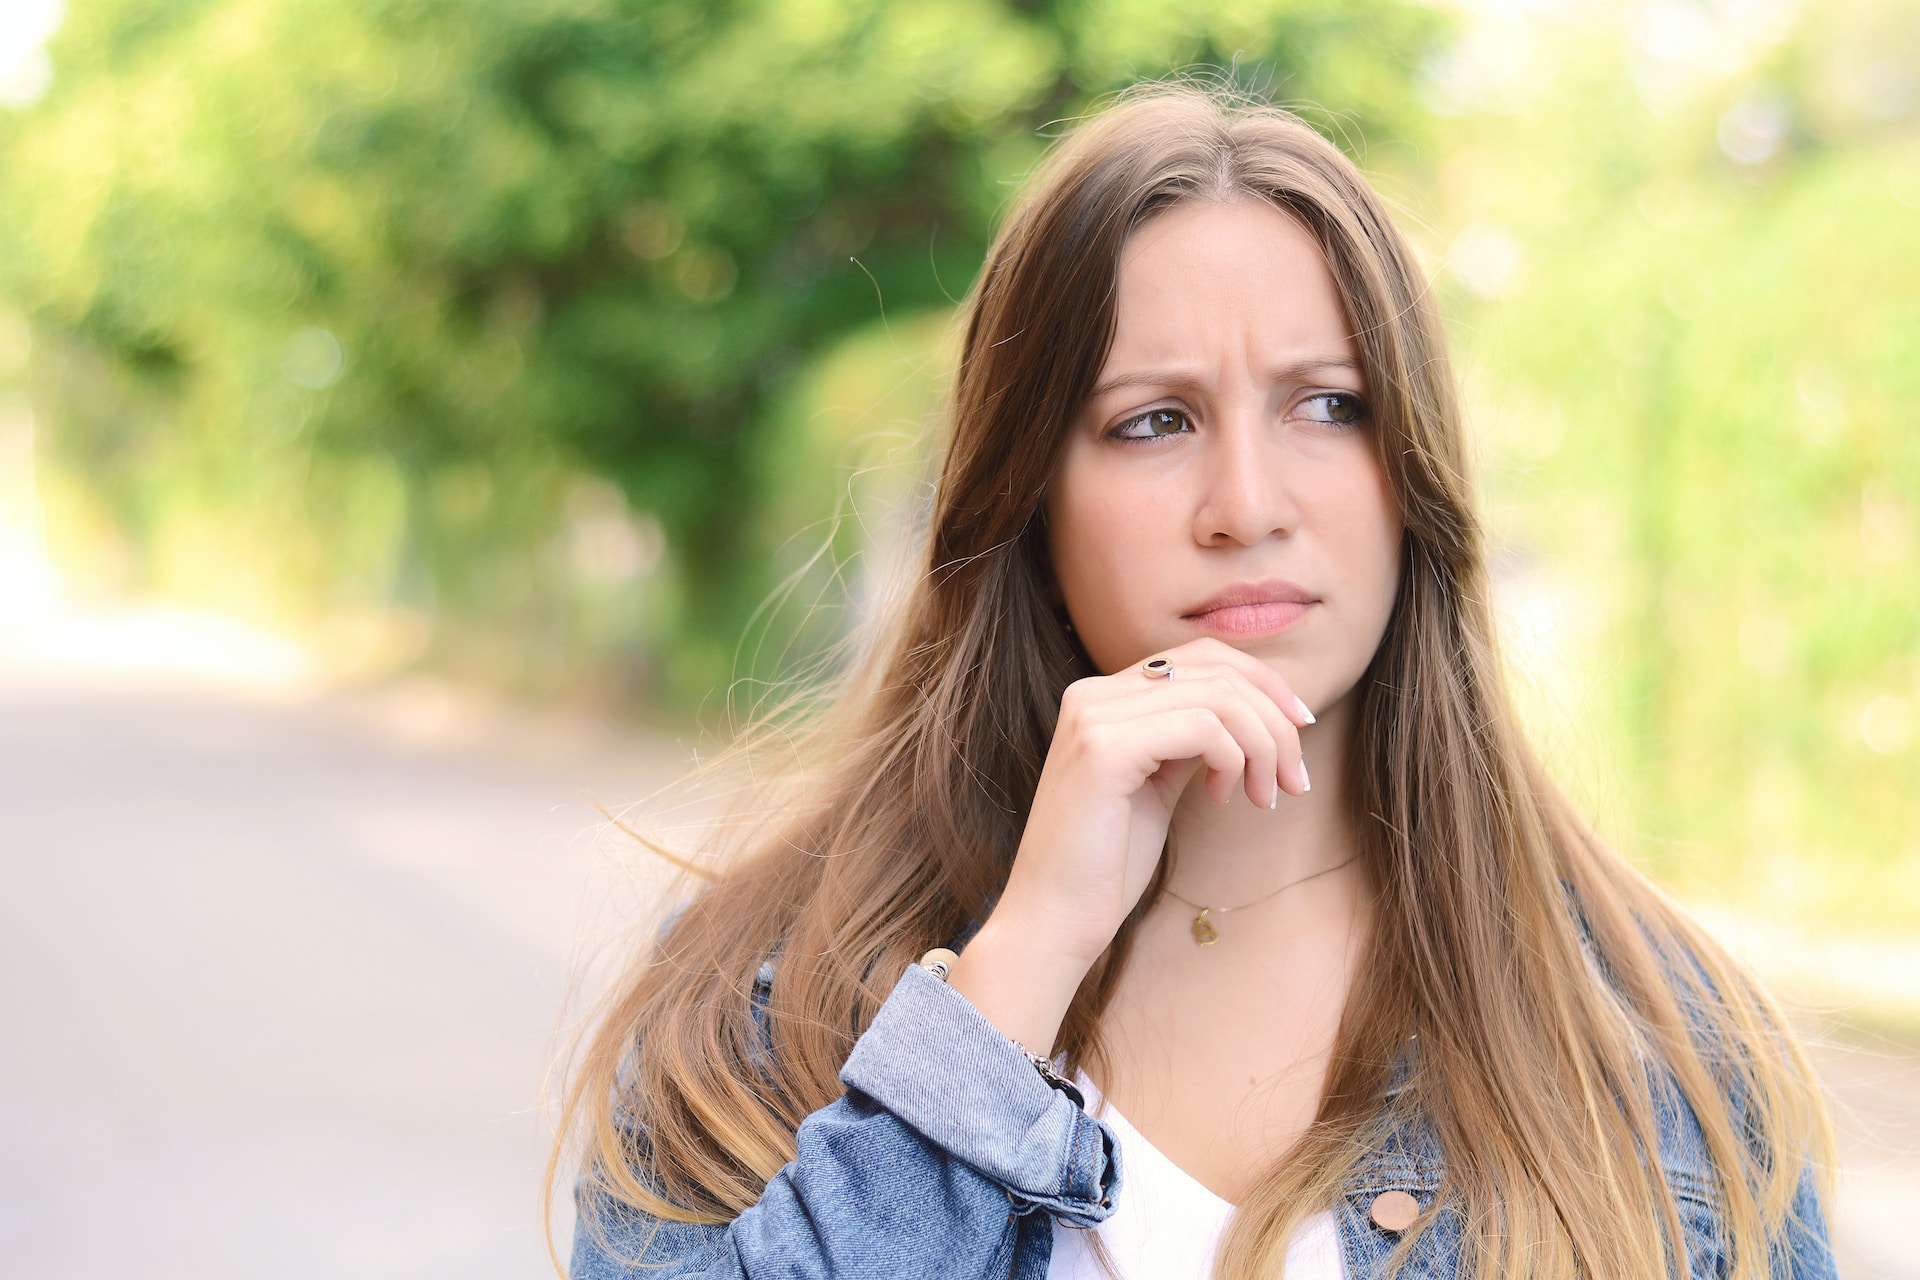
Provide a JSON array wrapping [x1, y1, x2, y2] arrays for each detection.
[[1162, 698, 1361, 910]]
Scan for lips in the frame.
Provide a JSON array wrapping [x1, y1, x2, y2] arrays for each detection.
[[1183, 579, 1318, 637]]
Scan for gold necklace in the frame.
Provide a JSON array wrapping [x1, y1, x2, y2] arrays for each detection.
[[1160, 853, 1361, 945]]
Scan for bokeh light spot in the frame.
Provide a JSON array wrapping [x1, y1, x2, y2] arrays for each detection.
[[1718, 85, 1793, 165], [282, 327, 344, 389], [1862, 695, 1916, 755]]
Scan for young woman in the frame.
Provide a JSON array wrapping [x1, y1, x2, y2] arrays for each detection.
[[554, 87, 1837, 1279]]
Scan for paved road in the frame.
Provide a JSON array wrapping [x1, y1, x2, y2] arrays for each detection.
[[0, 608, 1913, 1278], [0, 614, 691, 1279]]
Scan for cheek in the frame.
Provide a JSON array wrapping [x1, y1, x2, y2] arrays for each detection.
[[1300, 447, 1402, 611], [1047, 469, 1161, 672], [1344, 466, 1405, 627]]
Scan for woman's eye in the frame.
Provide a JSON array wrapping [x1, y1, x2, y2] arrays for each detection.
[[1111, 408, 1191, 440], [1296, 392, 1368, 426]]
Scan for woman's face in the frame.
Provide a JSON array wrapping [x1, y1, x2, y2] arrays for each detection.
[[1047, 198, 1403, 717]]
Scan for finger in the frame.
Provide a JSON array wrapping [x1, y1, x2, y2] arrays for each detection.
[[1199, 664, 1305, 802], [1106, 670, 1287, 805], [1156, 667, 1289, 805], [1126, 706, 1249, 804], [1166, 637, 1316, 727], [1152, 643, 1310, 797], [1190, 675, 1281, 806]]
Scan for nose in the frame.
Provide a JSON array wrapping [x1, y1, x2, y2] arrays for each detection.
[[1192, 404, 1299, 547]]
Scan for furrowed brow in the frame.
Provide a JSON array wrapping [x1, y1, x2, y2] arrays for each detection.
[[1088, 354, 1362, 400], [1268, 354, 1363, 384], [1087, 369, 1198, 399]]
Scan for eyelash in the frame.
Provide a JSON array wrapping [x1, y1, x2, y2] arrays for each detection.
[[1107, 393, 1370, 441]]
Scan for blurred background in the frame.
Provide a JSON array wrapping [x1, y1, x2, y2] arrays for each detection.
[[0, 0, 1914, 1276]]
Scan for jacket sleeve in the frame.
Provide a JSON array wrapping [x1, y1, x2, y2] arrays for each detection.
[[570, 962, 1121, 1280]]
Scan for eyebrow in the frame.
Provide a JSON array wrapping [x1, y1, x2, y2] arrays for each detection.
[[1088, 354, 1363, 400]]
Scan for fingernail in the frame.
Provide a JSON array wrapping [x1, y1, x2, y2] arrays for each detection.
[[1269, 783, 1280, 811], [1294, 696, 1316, 725], [1300, 758, 1312, 792]]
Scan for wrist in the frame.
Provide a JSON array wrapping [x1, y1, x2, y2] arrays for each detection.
[[943, 910, 1092, 1057]]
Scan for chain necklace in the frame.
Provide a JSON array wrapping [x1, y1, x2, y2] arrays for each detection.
[[1160, 853, 1361, 945]]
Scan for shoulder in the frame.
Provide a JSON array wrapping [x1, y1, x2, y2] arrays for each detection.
[[1647, 1063, 1836, 1279], [1630, 922, 1839, 1278], [572, 1153, 731, 1278]]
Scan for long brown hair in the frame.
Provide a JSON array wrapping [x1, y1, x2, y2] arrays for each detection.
[[550, 85, 1833, 1278]]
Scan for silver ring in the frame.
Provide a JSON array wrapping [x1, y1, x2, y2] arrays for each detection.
[[1142, 657, 1174, 681]]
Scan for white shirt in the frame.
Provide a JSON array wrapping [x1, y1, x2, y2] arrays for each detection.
[[1047, 1075, 1345, 1280]]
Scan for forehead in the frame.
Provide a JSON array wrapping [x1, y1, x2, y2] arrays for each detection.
[[1102, 198, 1358, 379]]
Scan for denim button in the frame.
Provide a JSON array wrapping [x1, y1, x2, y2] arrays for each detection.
[[1369, 1190, 1420, 1232]]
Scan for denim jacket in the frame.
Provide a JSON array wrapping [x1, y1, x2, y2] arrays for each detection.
[[571, 961, 1837, 1279]]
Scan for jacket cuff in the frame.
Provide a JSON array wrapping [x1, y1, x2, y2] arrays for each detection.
[[840, 963, 1120, 1226]]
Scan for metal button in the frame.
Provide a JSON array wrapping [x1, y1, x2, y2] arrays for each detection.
[[1369, 1189, 1420, 1232]]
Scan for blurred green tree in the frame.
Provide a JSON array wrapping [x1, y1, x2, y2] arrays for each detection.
[[2, 0, 1914, 931], [1427, 0, 1920, 929], [0, 0, 1444, 700]]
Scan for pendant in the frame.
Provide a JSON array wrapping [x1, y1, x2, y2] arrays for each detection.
[[1190, 908, 1220, 946]]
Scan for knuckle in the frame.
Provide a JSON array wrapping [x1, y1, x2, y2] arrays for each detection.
[[1074, 715, 1111, 751]]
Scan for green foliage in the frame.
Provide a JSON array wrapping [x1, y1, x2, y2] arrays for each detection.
[[1436, 0, 1920, 929], [0, 0, 1443, 699], [2, 0, 1915, 931]]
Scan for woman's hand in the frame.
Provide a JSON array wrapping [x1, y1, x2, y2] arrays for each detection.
[[946, 637, 1313, 1053]]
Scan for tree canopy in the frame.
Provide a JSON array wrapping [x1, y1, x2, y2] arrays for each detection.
[[2, 0, 1916, 932], [0, 0, 1442, 695]]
